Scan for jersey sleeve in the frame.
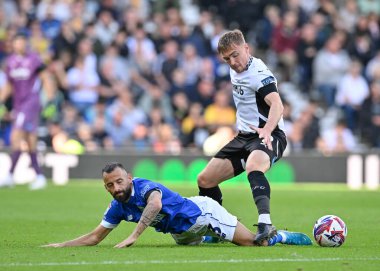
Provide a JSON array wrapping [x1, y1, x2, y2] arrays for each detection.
[[251, 59, 278, 97], [4, 59, 11, 82], [139, 181, 162, 202], [101, 202, 122, 229]]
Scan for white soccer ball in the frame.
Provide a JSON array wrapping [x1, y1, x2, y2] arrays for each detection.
[[313, 215, 347, 247]]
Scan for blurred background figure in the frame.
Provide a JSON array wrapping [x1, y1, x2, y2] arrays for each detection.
[[317, 119, 357, 154], [0, 33, 54, 189]]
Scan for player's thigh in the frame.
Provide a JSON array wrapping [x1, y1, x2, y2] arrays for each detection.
[[245, 134, 286, 172], [197, 157, 234, 187], [246, 150, 271, 173]]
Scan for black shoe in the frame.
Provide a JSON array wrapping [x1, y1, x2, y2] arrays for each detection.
[[254, 223, 277, 244]]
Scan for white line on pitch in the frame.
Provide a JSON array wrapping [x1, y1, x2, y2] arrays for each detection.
[[1, 257, 380, 267]]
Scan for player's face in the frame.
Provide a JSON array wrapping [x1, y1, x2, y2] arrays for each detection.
[[220, 43, 250, 73], [103, 168, 133, 202], [12, 37, 27, 55]]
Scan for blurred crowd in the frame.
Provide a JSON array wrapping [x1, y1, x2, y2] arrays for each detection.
[[0, 0, 380, 155]]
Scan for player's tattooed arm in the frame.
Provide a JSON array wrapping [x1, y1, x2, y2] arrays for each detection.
[[114, 191, 162, 248]]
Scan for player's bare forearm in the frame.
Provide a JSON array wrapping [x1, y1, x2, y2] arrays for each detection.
[[42, 225, 112, 247], [264, 92, 284, 133], [114, 191, 162, 248]]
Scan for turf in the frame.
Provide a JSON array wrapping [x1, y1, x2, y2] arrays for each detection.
[[0, 181, 379, 271]]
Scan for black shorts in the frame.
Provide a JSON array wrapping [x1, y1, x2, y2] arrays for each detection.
[[214, 130, 287, 176]]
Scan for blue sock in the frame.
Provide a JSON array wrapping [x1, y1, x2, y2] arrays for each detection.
[[268, 234, 283, 246]]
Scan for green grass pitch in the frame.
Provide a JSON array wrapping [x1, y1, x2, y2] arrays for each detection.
[[0, 180, 379, 271]]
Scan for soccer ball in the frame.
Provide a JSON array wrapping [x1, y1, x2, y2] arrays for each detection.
[[313, 215, 347, 247]]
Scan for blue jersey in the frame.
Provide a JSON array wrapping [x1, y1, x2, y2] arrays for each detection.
[[101, 178, 202, 234]]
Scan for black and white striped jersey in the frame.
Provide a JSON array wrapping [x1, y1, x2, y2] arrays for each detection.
[[230, 56, 285, 134]]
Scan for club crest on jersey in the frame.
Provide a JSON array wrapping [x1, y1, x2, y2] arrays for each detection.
[[261, 76, 275, 86]]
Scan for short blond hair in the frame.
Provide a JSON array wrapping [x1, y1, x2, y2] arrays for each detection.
[[217, 29, 246, 54]]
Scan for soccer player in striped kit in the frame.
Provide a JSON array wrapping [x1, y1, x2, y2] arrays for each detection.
[[197, 29, 287, 244]]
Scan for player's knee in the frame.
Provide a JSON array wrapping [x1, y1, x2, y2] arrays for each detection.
[[197, 170, 212, 186], [246, 152, 270, 172]]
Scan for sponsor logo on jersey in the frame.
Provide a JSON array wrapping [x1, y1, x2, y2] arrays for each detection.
[[261, 76, 275, 86], [140, 184, 151, 197]]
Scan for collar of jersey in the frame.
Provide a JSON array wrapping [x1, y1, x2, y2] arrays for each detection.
[[244, 56, 253, 71]]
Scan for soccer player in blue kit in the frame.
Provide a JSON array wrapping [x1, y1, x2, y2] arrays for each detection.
[[43, 162, 311, 248]]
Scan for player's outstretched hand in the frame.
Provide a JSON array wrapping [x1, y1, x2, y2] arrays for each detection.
[[41, 243, 63, 248], [249, 125, 273, 151], [114, 236, 137, 248]]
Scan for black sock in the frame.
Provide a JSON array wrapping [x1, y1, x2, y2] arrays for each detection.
[[248, 171, 270, 215], [199, 186, 223, 205]]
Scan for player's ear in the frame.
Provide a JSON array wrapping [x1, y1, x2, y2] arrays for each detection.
[[244, 43, 249, 52], [127, 172, 133, 181]]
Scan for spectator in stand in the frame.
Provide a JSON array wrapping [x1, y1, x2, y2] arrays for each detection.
[[287, 100, 321, 152], [138, 84, 174, 124], [181, 102, 208, 148], [281, 0, 309, 27], [92, 109, 113, 150], [40, 7, 62, 40], [76, 122, 98, 152], [94, 9, 119, 47], [335, 59, 369, 132], [296, 23, 318, 93], [359, 81, 380, 147], [271, 10, 300, 81], [366, 50, 380, 82], [309, 11, 333, 49], [52, 21, 81, 57], [171, 91, 190, 128], [192, 78, 215, 107], [127, 24, 156, 68], [313, 35, 350, 108], [180, 43, 202, 89], [348, 34, 375, 67], [29, 20, 52, 62], [105, 91, 147, 147], [82, 22, 105, 58], [66, 56, 100, 123], [317, 119, 357, 154], [204, 90, 236, 131], [36, 0, 71, 22], [60, 103, 80, 138], [153, 39, 181, 89], [98, 44, 130, 103], [76, 37, 98, 75], [198, 57, 217, 85], [338, 0, 360, 34], [367, 12, 380, 49]]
